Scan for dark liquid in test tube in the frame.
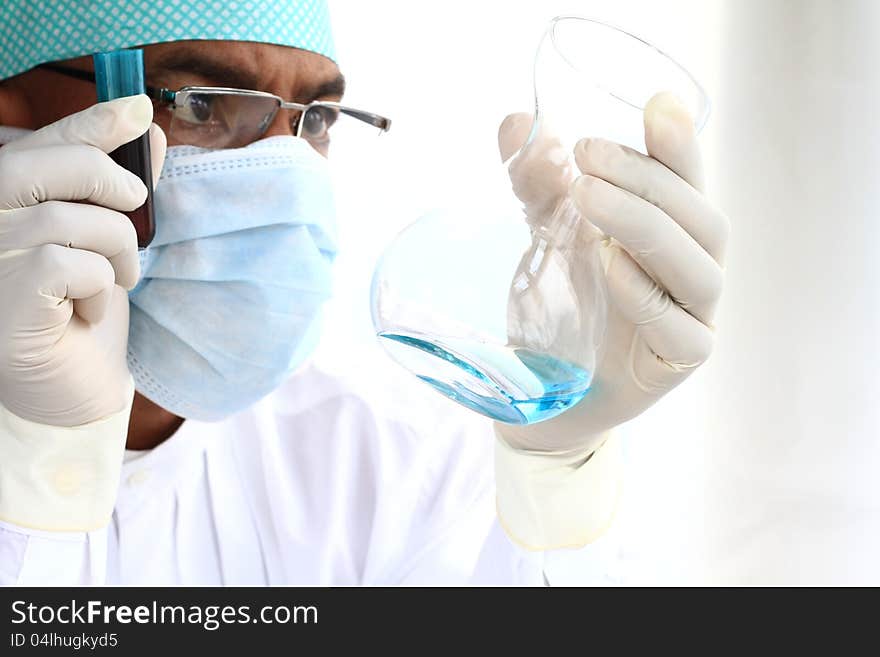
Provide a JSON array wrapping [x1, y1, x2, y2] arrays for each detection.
[[93, 48, 155, 248], [110, 131, 154, 247]]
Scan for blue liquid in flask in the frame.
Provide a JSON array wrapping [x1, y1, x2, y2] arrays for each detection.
[[377, 330, 591, 425]]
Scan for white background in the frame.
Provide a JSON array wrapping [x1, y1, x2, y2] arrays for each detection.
[[320, 0, 880, 584]]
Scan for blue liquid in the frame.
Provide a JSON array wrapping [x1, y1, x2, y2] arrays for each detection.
[[377, 331, 591, 425]]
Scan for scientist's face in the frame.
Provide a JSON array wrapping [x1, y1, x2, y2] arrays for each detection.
[[0, 40, 345, 153], [0, 40, 345, 450]]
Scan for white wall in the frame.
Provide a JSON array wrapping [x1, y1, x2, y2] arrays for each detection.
[[320, 0, 880, 584], [705, 0, 880, 584]]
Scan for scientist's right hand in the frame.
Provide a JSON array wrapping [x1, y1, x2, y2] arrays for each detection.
[[496, 93, 728, 455], [0, 96, 165, 427]]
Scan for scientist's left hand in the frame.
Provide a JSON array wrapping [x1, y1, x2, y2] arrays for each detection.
[[496, 92, 730, 455]]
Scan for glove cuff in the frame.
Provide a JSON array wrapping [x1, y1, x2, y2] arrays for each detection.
[[0, 377, 133, 531], [494, 428, 623, 551]]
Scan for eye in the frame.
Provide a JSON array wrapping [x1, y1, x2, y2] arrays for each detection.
[[300, 105, 338, 142], [180, 94, 215, 124]]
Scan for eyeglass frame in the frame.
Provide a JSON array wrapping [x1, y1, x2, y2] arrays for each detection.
[[37, 62, 392, 145]]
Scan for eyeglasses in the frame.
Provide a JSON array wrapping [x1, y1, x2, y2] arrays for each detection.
[[38, 62, 391, 153]]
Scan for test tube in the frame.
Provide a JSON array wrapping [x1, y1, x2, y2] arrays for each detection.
[[93, 49, 155, 249]]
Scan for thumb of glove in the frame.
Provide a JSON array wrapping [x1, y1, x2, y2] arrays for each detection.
[[498, 112, 533, 162]]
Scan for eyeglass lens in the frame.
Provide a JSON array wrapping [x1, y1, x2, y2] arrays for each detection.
[[169, 92, 341, 152]]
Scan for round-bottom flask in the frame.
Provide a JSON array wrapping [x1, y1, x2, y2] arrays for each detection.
[[371, 16, 709, 425]]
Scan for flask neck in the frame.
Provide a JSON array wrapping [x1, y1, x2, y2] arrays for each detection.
[[534, 196, 589, 249]]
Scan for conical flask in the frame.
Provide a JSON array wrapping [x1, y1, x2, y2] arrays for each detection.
[[370, 16, 709, 425]]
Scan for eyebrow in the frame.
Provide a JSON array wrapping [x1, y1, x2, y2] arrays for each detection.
[[304, 74, 346, 101], [150, 48, 346, 101]]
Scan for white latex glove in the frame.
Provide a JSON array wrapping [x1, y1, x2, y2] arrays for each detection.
[[0, 96, 166, 427], [496, 92, 729, 455]]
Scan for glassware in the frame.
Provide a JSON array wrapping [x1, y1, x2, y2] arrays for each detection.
[[370, 16, 709, 425], [93, 49, 155, 248]]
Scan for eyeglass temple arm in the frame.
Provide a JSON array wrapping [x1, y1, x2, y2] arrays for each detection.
[[338, 106, 391, 132], [36, 63, 170, 102]]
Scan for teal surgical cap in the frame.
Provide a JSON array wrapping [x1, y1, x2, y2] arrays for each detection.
[[0, 0, 335, 80]]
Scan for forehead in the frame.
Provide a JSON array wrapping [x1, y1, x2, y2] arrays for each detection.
[[143, 40, 341, 89]]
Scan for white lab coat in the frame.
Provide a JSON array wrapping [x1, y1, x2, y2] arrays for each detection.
[[0, 363, 620, 586]]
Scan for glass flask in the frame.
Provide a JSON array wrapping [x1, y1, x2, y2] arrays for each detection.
[[370, 16, 709, 425]]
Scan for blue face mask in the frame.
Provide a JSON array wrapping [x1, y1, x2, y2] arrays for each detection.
[[128, 136, 338, 421]]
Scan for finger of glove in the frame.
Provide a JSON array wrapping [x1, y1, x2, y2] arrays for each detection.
[[0, 96, 153, 155], [643, 92, 705, 192], [571, 174, 722, 324], [605, 245, 715, 391], [29, 243, 116, 324], [573, 137, 728, 264], [72, 290, 114, 325], [498, 112, 532, 163], [0, 201, 139, 289], [0, 144, 147, 211], [148, 123, 167, 188]]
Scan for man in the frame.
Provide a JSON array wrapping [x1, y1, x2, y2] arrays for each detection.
[[0, 1, 727, 584]]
